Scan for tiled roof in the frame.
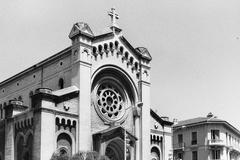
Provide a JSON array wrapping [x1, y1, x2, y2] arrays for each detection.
[[173, 115, 240, 136], [174, 116, 224, 128]]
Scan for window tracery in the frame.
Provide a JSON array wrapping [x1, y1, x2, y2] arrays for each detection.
[[96, 82, 124, 120], [92, 75, 132, 123]]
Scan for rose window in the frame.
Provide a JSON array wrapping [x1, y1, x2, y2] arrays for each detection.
[[94, 82, 127, 122]]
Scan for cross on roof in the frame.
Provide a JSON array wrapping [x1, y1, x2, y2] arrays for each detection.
[[108, 8, 119, 28]]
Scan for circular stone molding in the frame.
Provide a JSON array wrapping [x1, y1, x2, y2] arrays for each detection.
[[92, 77, 129, 123]]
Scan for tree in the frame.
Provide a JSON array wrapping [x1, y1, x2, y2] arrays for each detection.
[[50, 151, 109, 160], [50, 152, 70, 160], [70, 151, 110, 160]]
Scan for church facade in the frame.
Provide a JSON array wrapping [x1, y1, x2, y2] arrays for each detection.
[[0, 9, 173, 160]]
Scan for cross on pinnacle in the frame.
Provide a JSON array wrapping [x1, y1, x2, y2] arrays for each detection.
[[108, 8, 119, 28]]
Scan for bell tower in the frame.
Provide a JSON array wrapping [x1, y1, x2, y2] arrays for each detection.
[[69, 22, 94, 151]]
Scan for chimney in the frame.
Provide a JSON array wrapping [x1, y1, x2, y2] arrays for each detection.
[[207, 112, 214, 118]]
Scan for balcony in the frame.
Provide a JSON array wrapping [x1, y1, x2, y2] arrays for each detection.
[[229, 144, 240, 153], [173, 142, 185, 150], [208, 139, 225, 146]]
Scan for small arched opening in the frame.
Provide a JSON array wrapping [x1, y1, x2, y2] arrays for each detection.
[[109, 42, 113, 50], [115, 41, 119, 49], [104, 43, 108, 51], [93, 46, 97, 54], [58, 78, 64, 89], [125, 52, 129, 60], [98, 45, 103, 53], [129, 57, 134, 65]]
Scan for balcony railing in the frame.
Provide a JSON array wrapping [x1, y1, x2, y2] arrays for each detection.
[[208, 139, 224, 146], [173, 142, 185, 150]]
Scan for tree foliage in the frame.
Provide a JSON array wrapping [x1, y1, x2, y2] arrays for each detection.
[[50, 151, 110, 160]]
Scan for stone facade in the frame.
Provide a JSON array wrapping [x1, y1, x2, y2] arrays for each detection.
[[0, 9, 173, 160]]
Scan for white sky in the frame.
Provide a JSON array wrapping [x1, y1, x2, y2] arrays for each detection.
[[1, 0, 240, 129]]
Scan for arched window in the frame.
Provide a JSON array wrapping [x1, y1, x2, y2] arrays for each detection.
[[56, 117, 60, 125], [109, 42, 113, 50], [93, 46, 97, 54], [58, 78, 64, 89], [119, 46, 124, 53], [98, 45, 103, 53], [129, 57, 134, 65], [104, 43, 108, 50], [57, 133, 72, 156], [125, 52, 129, 60], [134, 62, 138, 70], [114, 41, 119, 49], [151, 147, 160, 160]]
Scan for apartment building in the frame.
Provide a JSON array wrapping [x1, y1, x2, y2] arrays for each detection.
[[173, 113, 240, 160]]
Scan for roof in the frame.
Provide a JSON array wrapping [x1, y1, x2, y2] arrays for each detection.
[[52, 86, 79, 96], [150, 109, 173, 126], [174, 116, 223, 127], [119, 36, 152, 62], [174, 115, 240, 136]]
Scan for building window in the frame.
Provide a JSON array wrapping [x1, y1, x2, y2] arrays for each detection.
[[192, 151, 198, 160], [211, 130, 220, 140], [58, 78, 64, 89], [191, 132, 197, 145], [178, 134, 183, 144], [212, 150, 220, 159]]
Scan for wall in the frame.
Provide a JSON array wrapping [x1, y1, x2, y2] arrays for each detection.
[[0, 49, 72, 113]]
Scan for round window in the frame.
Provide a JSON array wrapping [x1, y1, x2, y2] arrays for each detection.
[[93, 79, 129, 123]]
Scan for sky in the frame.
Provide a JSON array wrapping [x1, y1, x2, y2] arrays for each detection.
[[1, 0, 240, 129]]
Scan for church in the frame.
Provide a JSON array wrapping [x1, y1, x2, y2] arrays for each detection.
[[0, 8, 173, 160]]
